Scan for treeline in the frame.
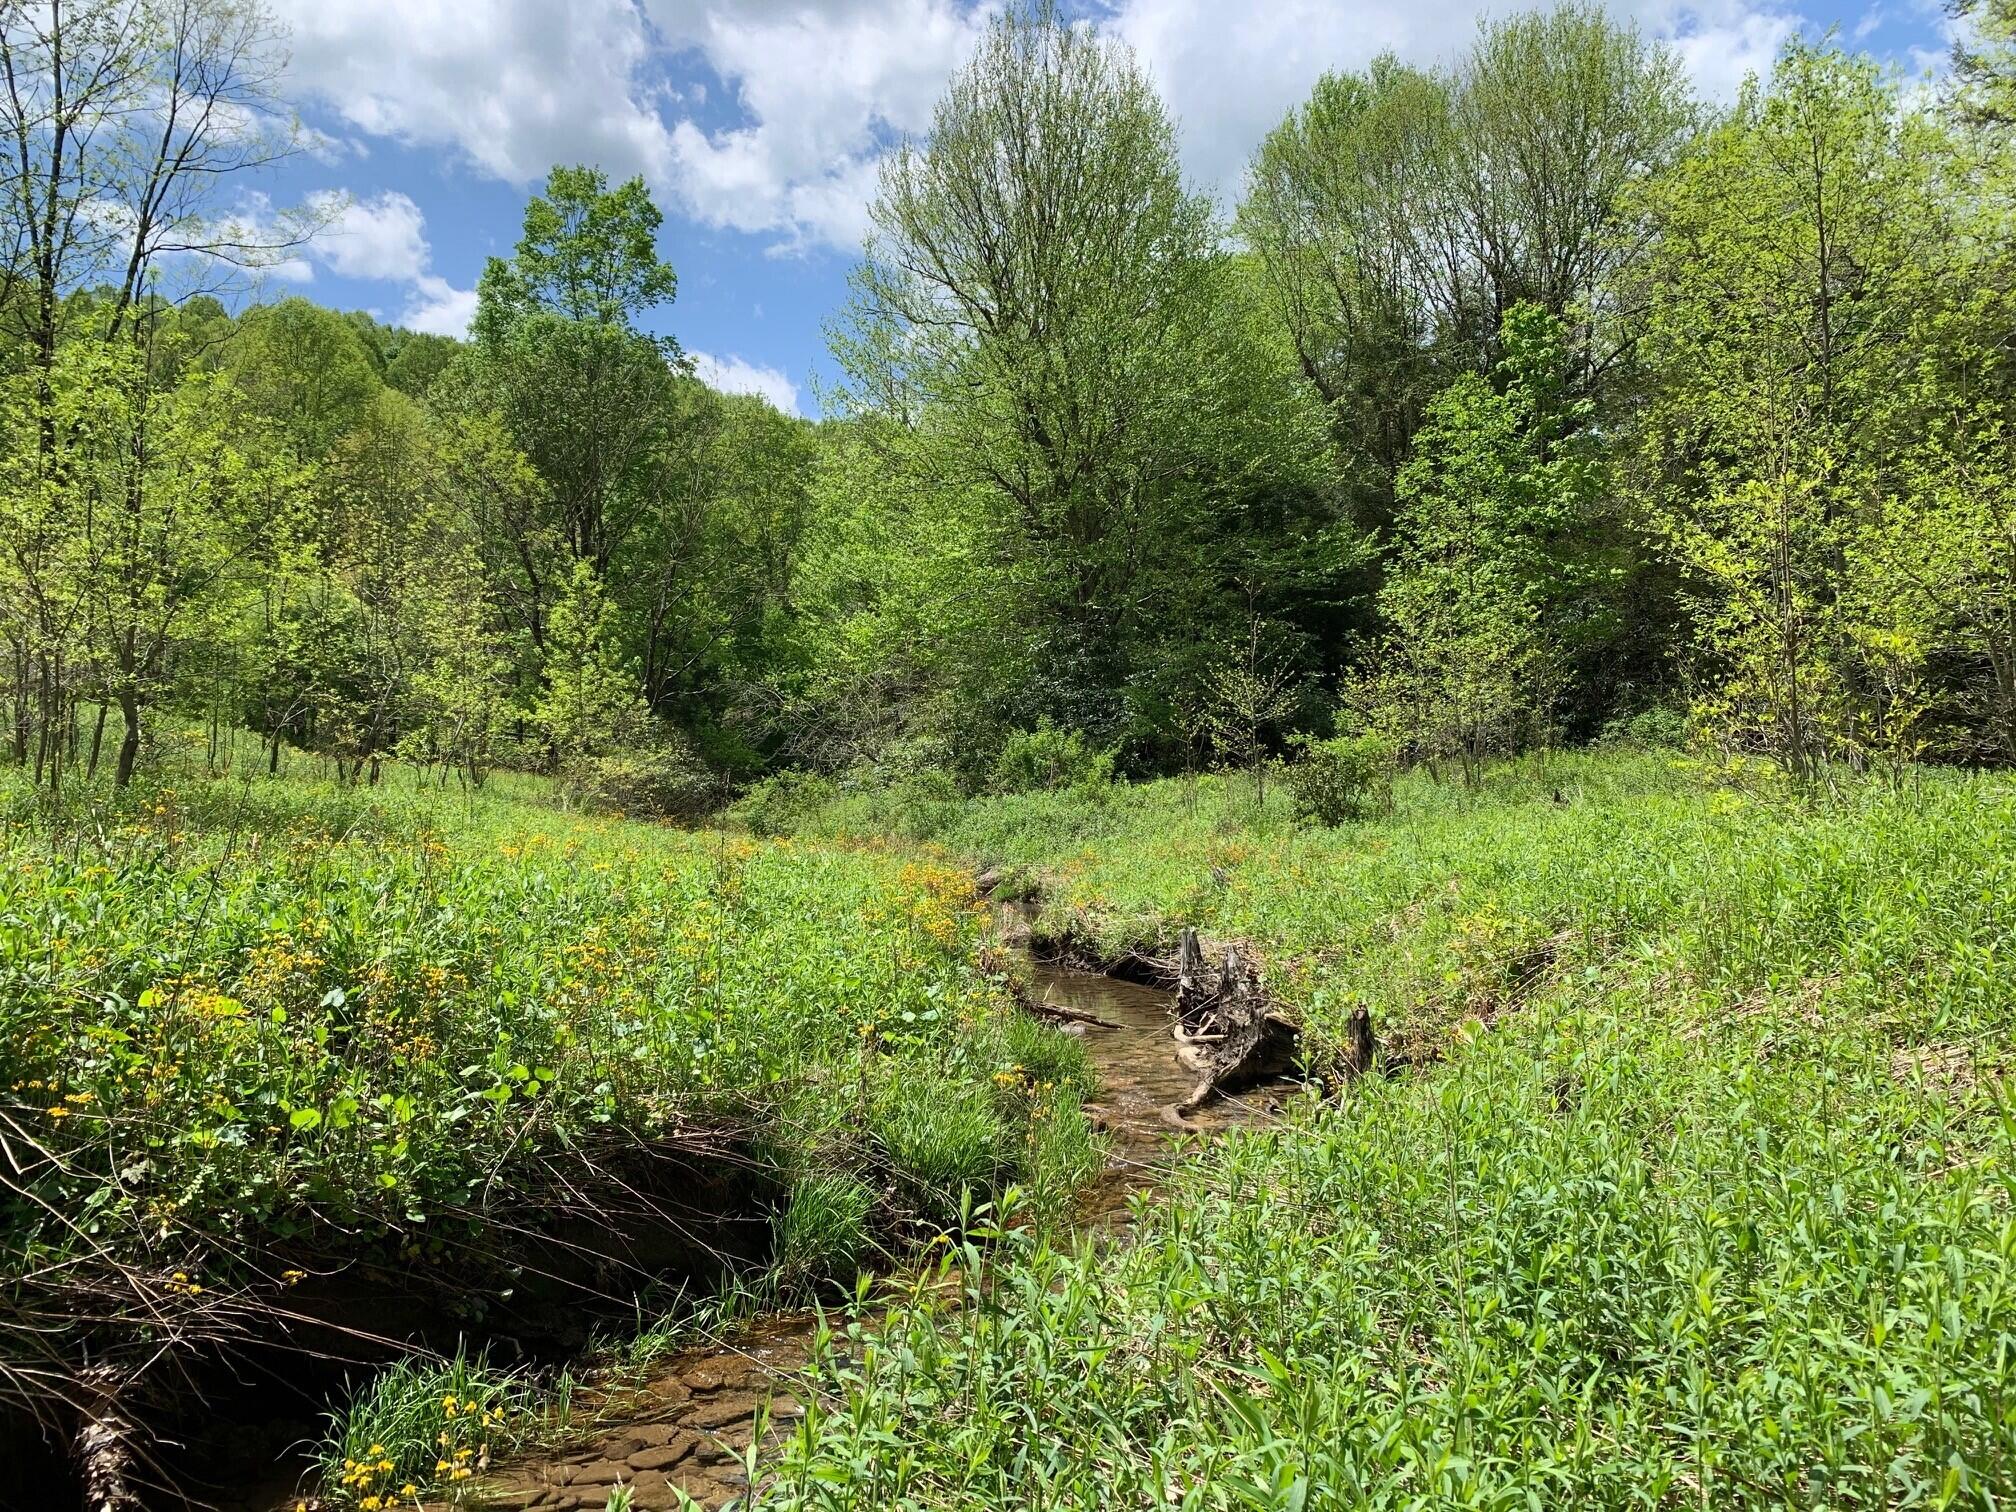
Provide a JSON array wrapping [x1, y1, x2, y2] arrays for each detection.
[[3, 0, 2013, 809], [802, 1, 2016, 788], [0, 0, 813, 810]]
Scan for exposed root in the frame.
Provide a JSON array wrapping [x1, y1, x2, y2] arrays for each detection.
[[74, 1367, 139, 1512], [1171, 929, 1304, 1117]]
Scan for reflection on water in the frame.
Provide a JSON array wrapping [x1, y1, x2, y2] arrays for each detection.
[[1018, 924, 1280, 1224]]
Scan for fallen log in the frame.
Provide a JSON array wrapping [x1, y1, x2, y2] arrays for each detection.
[[1171, 935, 1299, 1116], [1026, 997, 1123, 1031]]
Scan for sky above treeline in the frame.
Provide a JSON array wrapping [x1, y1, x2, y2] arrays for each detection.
[[244, 0, 1956, 418]]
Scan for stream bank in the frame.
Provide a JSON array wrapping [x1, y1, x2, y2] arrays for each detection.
[[433, 905, 1293, 1512]]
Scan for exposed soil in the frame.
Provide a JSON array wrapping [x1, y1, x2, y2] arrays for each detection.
[[440, 909, 1288, 1512], [90, 900, 1293, 1512]]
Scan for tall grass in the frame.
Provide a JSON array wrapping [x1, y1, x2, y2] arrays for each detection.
[[0, 752, 1096, 1505], [755, 753, 2016, 1507], [316, 1349, 537, 1510]]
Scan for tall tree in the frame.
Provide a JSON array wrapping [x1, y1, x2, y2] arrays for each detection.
[[454, 165, 686, 580], [1242, 6, 1691, 531], [1239, 57, 1454, 522], [1361, 305, 1608, 780], [0, 0, 308, 377], [1633, 42, 1955, 774], [0, 336, 299, 785], [1952, 0, 2016, 124], [831, 0, 1337, 759]]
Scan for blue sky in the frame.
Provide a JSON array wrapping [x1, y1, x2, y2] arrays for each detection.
[[241, 0, 1956, 418]]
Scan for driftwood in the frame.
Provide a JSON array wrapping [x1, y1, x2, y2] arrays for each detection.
[[1026, 996, 1123, 1031], [1170, 928, 1302, 1116]]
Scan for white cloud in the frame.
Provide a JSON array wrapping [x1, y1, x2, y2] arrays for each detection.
[[307, 190, 430, 282], [402, 273, 480, 337], [1662, 1, 1803, 102], [276, 0, 986, 254], [274, 0, 1891, 259], [1109, 0, 1806, 204], [274, 0, 677, 187], [292, 187, 478, 335], [690, 350, 801, 415], [653, 0, 990, 250]]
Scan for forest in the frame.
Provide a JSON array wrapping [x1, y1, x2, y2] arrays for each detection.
[[4, 0, 2013, 802], [2, 0, 2015, 1508]]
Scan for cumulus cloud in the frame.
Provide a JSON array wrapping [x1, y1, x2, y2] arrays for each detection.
[[401, 273, 481, 337], [295, 188, 479, 335], [653, 0, 990, 250], [690, 350, 801, 415], [273, 0, 676, 186], [1112, 0, 1806, 203], [307, 190, 430, 282], [275, 0, 1871, 257], [274, 0, 981, 254]]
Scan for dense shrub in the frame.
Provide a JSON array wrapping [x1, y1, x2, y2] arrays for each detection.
[[1598, 703, 1690, 749], [1283, 731, 1396, 825], [730, 769, 841, 837], [990, 725, 1114, 795], [562, 735, 720, 819]]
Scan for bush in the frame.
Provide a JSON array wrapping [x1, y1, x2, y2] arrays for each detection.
[[563, 734, 719, 819], [990, 725, 1114, 796], [1598, 704, 1690, 750], [1283, 731, 1396, 826], [729, 769, 840, 837]]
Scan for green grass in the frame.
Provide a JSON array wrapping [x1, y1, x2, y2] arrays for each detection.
[[316, 1348, 539, 1509], [788, 752, 2014, 1068], [750, 751, 2016, 1507], [0, 747, 1096, 1506]]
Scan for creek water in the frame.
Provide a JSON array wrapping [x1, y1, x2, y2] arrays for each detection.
[[1020, 936, 1274, 1226], [220, 913, 1278, 1512]]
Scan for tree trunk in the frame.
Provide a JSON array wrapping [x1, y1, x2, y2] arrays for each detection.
[[73, 1366, 141, 1512], [114, 691, 142, 789], [86, 703, 108, 782], [1170, 929, 1303, 1116]]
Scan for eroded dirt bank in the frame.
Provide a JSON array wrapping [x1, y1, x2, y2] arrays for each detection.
[[442, 915, 1289, 1512]]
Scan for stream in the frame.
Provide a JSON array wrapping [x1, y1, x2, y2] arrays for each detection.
[[218, 913, 1281, 1512]]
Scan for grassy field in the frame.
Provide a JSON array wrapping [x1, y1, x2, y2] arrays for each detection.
[[0, 748, 1093, 1506], [754, 752, 2016, 1507]]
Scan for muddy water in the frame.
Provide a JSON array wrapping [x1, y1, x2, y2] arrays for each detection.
[[1021, 944, 1276, 1225], [394, 923, 1276, 1512]]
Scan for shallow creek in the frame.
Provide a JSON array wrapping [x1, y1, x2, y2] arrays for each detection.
[[241, 914, 1280, 1512]]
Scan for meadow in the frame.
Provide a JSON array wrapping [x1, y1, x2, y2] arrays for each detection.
[[752, 752, 2016, 1507], [0, 742, 1094, 1506]]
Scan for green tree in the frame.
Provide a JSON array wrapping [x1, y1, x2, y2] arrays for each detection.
[[535, 560, 642, 774], [0, 339, 300, 786], [447, 165, 688, 583], [1952, 0, 2016, 124], [1240, 57, 1455, 522], [1633, 42, 1953, 776], [830, 1, 1337, 761], [223, 298, 382, 465], [1241, 6, 1691, 529]]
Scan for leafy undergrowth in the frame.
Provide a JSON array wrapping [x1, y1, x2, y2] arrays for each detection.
[[0, 759, 1093, 1504], [792, 752, 2015, 1070], [753, 753, 2016, 1507]]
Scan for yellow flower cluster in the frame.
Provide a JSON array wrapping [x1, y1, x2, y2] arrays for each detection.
[[338, 1445, 396, 1495]]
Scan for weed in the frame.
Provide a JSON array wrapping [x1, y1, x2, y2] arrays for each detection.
[[316, 1349, 529, 1509]]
